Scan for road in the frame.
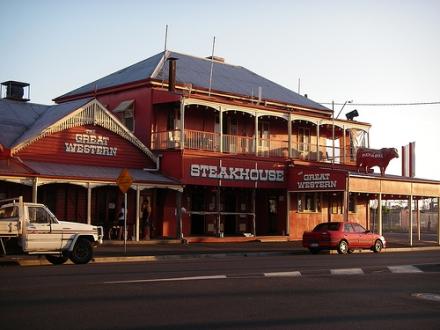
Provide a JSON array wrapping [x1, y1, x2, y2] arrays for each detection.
[[1, 251, 440, 329]]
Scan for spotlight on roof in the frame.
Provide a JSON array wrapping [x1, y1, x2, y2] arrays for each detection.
[[345, 109, 359, 121]]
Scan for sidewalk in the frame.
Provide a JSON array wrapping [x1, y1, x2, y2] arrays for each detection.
[[1, 239, 440, 267]]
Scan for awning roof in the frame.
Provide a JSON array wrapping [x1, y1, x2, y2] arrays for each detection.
[[113, 100, 134, 113], [3, 160, 181, 189]]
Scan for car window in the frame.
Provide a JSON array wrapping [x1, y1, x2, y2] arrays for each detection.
[[28, 207, 51, 224], [313, 223, 340, 232], [328, 223, 340, 231], [0, 206, 18, 219], [313, 223, 328, 232], [344, 223, 355, 232], [352, 223, 367, 233]]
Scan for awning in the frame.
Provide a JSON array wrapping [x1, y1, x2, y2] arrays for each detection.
[[113, 100, 134, 113], [5, 160, 182, 190]]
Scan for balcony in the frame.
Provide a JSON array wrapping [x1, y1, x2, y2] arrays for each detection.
[[151, 129, 356, 164]]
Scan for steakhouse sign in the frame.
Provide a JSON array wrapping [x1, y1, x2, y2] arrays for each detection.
[[190, 164, 284, 182], [289, 167, 346, 192]]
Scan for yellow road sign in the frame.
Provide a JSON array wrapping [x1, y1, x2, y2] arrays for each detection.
[[117, 168, 133, 193]]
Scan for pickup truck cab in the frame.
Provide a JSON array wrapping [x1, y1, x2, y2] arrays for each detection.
[[0, 197, 103, 264]]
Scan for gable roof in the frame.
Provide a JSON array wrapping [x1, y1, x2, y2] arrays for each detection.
[[13, 98, 92, 149], [56, 50, 329, 112], [0, 98, 157, 163]]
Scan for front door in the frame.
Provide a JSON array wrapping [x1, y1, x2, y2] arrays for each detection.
[[25, 206, 62, 252], [190, 190, 205, 235]]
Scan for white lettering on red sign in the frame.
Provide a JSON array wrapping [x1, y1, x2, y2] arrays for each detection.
[[297, 172, 337, 189], [65, 132, 117, 156], [190, 164, 284, 182]]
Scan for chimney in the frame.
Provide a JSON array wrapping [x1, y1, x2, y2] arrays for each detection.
[[167, 57, 178, 92], [1, 81, 30, 102]]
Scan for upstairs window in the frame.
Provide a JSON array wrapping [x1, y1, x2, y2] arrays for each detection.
[[114, 100, 135, 132], [298, 127, 311, 152]]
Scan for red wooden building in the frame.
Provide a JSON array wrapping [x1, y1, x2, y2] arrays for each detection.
[[2, 51, 439, 243], [0, 95, 181, 240]]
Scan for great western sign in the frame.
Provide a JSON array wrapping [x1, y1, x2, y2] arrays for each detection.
[[64, 129, 117, 156], [289, 167, 346, 191]]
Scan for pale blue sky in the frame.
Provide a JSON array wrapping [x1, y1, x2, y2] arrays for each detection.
[[1, 0, 439, 179]]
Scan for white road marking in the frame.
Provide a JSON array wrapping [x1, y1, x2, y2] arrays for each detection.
[[331, 268, 364, 275], [104, 275, 227, 284], [412, 293, 440, 302], [388, 265, 423, 273], [264, 271, 302, 277]]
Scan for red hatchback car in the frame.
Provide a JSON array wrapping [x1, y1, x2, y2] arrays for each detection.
[[302, 222, 386, 254]]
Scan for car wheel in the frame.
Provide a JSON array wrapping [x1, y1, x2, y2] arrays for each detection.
[[373, 239, 383, 253], [69, 238, 93, 264], [46, 255, 68, 265], [309, 248, 320, 254], [337, 240, 349, 254]]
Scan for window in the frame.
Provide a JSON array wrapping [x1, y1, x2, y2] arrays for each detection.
[[344, 223, 354, 232], [298, 127, 311, 152], [0, 206, 18, 219], [113, 100, 135, 132], [352, 223, 367, 233], [331, 193, 343, 214], [313, 222, 340, 232], [349, 194, 357, 213], [28, 207, 51, 224], [123, 108, 134, 132], [297, 192, 320, 212]]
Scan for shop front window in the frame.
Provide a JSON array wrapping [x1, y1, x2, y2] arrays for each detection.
[[297, 192, 320, 213], [349, 194, 357, 213]]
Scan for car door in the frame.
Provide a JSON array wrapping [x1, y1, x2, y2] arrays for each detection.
[[343, 223, 358, 247], [24, 206, 62, 252], [352, 223, 371, 248]]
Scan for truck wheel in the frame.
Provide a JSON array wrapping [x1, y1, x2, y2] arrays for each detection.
[[69, 238, 93, 264], [46, 255, 68, 265]]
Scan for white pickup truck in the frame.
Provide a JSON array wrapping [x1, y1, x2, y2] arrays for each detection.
[[0, 197, 103, 265]]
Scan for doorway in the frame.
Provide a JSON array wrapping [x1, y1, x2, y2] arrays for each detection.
[[223, 190, 237, 235]]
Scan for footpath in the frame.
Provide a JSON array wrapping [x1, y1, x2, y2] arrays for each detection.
[[1, 238, 440, 266]]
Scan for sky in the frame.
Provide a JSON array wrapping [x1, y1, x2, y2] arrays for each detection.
[[1, 0, 439, 180]]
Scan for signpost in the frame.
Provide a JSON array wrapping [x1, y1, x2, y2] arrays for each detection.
[[117, 168, 133, 253]]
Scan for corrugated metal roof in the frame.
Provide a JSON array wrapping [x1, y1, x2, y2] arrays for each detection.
[[0, 99, 49, 148], [22, 160, 180, 186], [57, 50, 329, 111], [57, 52, 165, 99], [0, 98, 92, 149]]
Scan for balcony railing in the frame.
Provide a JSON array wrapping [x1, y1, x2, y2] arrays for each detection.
[[151, 130, 182, 149], [151, 129, 355, 164], [185, 130, 220, 152], [223, 134, 255, 154]]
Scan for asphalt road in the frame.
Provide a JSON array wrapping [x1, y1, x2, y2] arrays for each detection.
[[1, 251, 440, 330]]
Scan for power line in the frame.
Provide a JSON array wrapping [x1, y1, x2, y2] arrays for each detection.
[[320, 101, 440, 107]]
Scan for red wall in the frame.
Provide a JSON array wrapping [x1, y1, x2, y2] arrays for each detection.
[[98, 88, 153, 147], [17, 125, 153, 168]]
